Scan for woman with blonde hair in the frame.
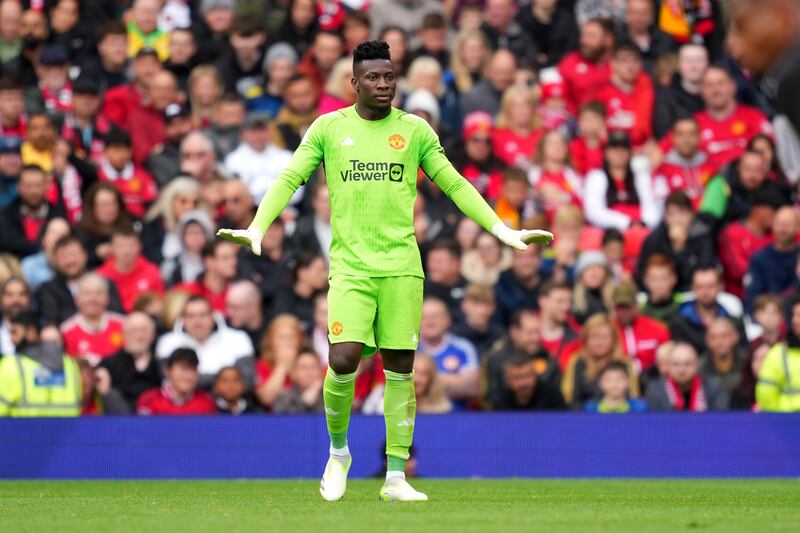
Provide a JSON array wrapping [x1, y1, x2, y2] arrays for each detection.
[[141, 176, 201, 264], [529, 130, 583, 222], [492, 84, 544, 169], [572, 251, 616, 325], [187, 65, 224, 127], [256, 313, 310, 408], [161, 289, 191, 331], [413, 352, 453, 413], [406, 56, 460, 134], [318, 57, 356, 114], [561, 313, 638, 409], [449, 29, 490, 94]]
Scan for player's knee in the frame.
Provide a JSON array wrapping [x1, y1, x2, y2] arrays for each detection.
[[328, 344, 361, 374]]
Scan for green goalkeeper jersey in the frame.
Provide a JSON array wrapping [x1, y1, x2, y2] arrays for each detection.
[[250, 105, 501, 278]]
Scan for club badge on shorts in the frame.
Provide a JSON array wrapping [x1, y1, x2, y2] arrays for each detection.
[[331, 322, 343, 336]]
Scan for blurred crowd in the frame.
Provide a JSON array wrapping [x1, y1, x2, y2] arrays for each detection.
[[1, 0, 800, 417]]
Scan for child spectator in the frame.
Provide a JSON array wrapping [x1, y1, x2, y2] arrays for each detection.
[[601, 228, 626, 280], [413, 352, 453, 414], [97, 129, 158, 219], [529, 130, 583, 222], [640, 254, 680, 325], [750, 295, 785, 349], [492, 167, 536, 231], [273, 348, 324, 414], [584, 360, 647, 413], [212, 366, 260, 414], [570, 101, 607, 177], [137, 348, 218, 415], [96, 226, 164, 312]]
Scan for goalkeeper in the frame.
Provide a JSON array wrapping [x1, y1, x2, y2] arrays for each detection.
[[218, 41, 553, 502]]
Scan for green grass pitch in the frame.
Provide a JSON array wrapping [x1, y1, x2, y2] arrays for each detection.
[[1, 479, 799, 532]]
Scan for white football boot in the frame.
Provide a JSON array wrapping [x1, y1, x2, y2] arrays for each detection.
[[319, 455, 351, 501], [378, 477, 428, 502]]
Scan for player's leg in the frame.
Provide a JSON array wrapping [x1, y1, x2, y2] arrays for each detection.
[[320, 276, 378, 501], [375, 276, 427, 502]]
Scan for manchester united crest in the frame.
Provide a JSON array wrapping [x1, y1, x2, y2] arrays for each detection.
[[331, 321, 344, 336], [388, 134, 406, 150]]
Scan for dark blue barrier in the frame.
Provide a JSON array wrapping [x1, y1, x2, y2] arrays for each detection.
[[1, 414, 799, 479]]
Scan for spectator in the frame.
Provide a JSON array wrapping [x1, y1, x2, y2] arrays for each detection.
[[0, 135, 22, 209], [492, 84, 545, 170], [37, 234, 122, 325], [558, 17, 614, 112], [310, 292, 328, 364], [78, 21, 129, 92], [273, 348, 324, 413], [670, 266, 745, 355], [653, 117, 716, 209], [537, 280, 580, 368], [188, 65, 224, 128], [488, 350, 566, 410], [146, 102, 195, 188], [750, 295, 786, 349], [731, 341, 770, 411], [290, 180, 330, 261], [164, 28, 198, 92], [141, 176, 201, 264], [745, 206, 800, 313], [101, 47, 162, 130], [700, 317, 746, 409], [449, 29, 490, 95], [97, 311, 161, 412], [271, 251, 328, 329], [191, 0, 235, 65], [451, 284, 505, 358], [128, 70, 180, 166], [206, 93, 246, 160], [406, 56, 460, 134], [494, 245, 548, 327], [236, 216, 290, 306], [451, 111, 506, 200], [2, 165, 65, 258], [96, 227, 164, 312], [596, 41, 654, 148], [757, 295, 800, 412], [379, 26, 410, 78], [156, 295, 255, 388], [0, 311, 82, 417], [74, 182, 133, 267], [418, 296, 479, 407], [62, 77, 118, 164], [413, 352, 453, 413], [97, 129, 158, 219], [0, 277, 31, 355], [161, 210, 213, 285], [653, 44, 708, 138], [516, 0, 579, 69], [0, 77, 25, 140], [562, 313, 637, 409], [179, 239, 238, 313], [569, 101, 607, 177], [622, 0, 676, 72], [296, 30, 343, 91], [571, 250, 613, 325], [127, 0, 170, 61], [423, 239, 468, 320], [640, 253, 680, 325], [692, 66, 772, 170], [0, 0, 22, 67], [636, 191, 715, 292], [78, 356, 132, 414], [255, 313, 306, 408], [214, 16, 267, 98], [529, 130, 583, 221], [224, 112, 293, 202], [492, 167, 535, 232], [212, 365, 260, 414], [460, 48, 516, 117], [137, 347, 217, 415], [269, 74, 319, 152], [461, 233, 512, 286], [410, 12, 448, 69], [21, 216, 71, 291], [246, 42, 298, 118], [219, 179, 255, 232], [585, 131, 661, 230], [7, 9, 49, 88], [225, 279, 268, 349], [32, 44, 73, 117], [584, 360, 647, 413], [479, 0, 536, 67], [718, 189, 781, 299], [645, 341, 726, 411], [369, 0, 442, 41], [20, 112, 57, 173], [60, 273, 125, 365]]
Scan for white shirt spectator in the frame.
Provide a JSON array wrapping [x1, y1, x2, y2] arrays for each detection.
[[584, 168, 662, 230], [224, 143, 295, 203]]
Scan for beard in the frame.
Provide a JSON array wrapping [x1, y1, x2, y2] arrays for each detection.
[[23, 36, 45, 50], [580, 43, 606, 62]]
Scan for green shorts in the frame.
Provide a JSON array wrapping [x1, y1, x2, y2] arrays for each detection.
[[327, 275, 423, 357]]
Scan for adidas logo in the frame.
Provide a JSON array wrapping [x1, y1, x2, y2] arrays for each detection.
[[412, 332, 418, 343], [341, 137, 354, 146], [397, 417, 415, 428]]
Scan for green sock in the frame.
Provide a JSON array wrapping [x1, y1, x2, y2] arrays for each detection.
[[323, 368, 355, 450], [383, 370, 416, 474]]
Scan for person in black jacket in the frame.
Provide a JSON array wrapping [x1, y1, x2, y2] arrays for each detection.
[[36, 234, 123, 326], [1, 165, 66, 258], [515, 0, 578, 69], [190, 0, 235, 65], [636, 191, 715, 292], [653, 44, 708, 138], [213, 15, 267, 99], [486, 350, 565, 411], [290, 179, 329, 260]]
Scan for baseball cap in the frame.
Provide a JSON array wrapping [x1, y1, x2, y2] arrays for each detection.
[[163, 101, 191, 122], [606, 130, 632, 149], [463, 111, 493, 140], [72, 77, 100, 96], [612, 282, 638, 307], [0, 135, 21, 154], [201, 0, 234, 14], [167, 347, 200, 368], [242, 112, 271, 129], [39, 43, 70, 66]]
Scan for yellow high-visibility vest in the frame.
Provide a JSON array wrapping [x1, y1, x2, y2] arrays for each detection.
[[0, 353, 82, 417], [756, 343, 800, 412]]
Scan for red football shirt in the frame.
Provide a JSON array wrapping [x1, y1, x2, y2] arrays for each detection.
[[137, 384, 217, 415], [177, 279, 228, 313], [694, 105, 772, 169], [61, 312, 125, 365], [491, 128, 544, 167], [558, 52, 611, 112], [718, 221, 773, 298], [596, 79, 654, 147], [616, 315, 671, 372], [97, 255, 165, 312], [98, 160, 158, 219], [570, 137, 604, 176]]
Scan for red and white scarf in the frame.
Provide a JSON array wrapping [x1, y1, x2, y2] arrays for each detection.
[[665, 375, 707, 412]]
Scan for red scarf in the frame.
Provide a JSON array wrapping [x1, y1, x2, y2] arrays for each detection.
[[665, 375, 707, 412]]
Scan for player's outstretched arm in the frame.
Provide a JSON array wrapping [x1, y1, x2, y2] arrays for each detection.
[[430, 164, 553, 250]]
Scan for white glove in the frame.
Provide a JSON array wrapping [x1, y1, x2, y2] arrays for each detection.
[[216, 227, 264, 256], [491, 222, 554, 251]]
